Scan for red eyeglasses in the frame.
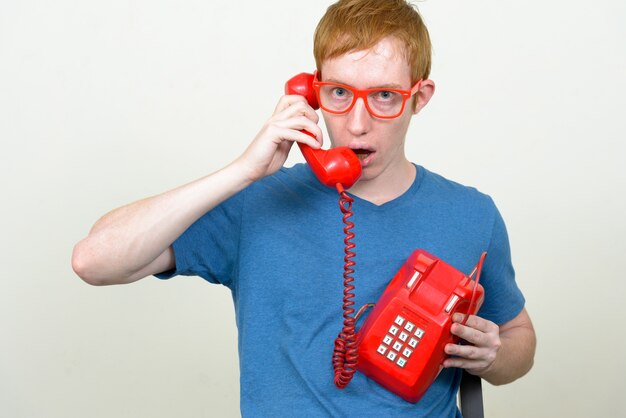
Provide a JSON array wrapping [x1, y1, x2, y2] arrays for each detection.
[[312, 71, 422, 119]]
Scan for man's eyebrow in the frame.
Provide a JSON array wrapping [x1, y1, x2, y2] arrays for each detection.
[[325, 78, 404, 90]]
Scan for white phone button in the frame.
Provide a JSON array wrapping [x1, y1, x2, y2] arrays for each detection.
[[402, 348, 413, 358], [408, 338, 419, 348], [399, 332, 409, 342], [394, 315, 405, 326], [387, 351, 397, 361], [383, 335, 393, 345], [377, 344, 388, 355], [414, 328, 425, 339], [397, 357, 407, 368], [389, 325, 399, 335], [404, 321, 415, 332], [393, 341, 403, 351]]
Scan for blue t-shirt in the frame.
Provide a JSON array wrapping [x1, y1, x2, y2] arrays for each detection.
[[156, 163, 525, 417]]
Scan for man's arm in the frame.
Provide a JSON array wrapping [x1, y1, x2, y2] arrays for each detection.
[[72, 95, 323, 286], [71, 162, 253, 285], [443, 308, 536, 386]]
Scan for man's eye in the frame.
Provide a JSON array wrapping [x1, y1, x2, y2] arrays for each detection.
[[377, 91, 393, 100], [332, 88, 347, 97]]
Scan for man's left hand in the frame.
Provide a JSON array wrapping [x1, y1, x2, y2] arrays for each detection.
[[443, 313, 502, 376]]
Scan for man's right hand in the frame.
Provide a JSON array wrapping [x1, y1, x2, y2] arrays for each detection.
[[236, 94, 323, 183]]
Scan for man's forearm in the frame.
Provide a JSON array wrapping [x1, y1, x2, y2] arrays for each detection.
[[72, 160, 253, 285], [479, 316, 536, 386]]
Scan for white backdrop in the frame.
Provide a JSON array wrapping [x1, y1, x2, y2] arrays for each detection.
[[1, 1, 625, 417]]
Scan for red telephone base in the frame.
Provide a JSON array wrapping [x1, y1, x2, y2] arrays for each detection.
[[356, 250, 485, 403]]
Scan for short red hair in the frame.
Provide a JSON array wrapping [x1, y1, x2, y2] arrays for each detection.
[[314, 0, 432, 86]]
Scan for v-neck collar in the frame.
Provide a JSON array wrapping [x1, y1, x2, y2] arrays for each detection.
[[303, 163, 425, 212]]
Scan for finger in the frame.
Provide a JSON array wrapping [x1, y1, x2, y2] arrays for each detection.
[[450, 322, 485, 346], [442, 356, 488, 371], [274, 95, 313, 116], [273, 127, 321, 149], [452, 314, 497, 334], [451, 313, 467, 323], [273, 116, 324, 145], [445, 342, 485, 360], [274, 99, 320, 124], [273, 94, 306, 113], [443, 343, 495, 373]]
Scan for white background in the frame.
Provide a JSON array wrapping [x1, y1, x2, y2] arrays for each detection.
[[1, 0, 625, 417]]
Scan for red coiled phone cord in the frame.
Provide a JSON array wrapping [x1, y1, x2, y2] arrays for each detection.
[[332, 184, 359, 388]]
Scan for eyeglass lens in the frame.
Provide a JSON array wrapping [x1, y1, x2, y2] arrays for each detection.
[[319, 85, 406, 117]]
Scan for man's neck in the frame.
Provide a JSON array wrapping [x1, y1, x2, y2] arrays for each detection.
[[348, 160, 416, 206]]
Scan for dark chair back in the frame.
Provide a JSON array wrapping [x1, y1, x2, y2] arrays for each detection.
[[459, 370, 484, 418]]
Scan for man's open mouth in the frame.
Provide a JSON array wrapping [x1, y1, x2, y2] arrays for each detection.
[[353, 149, 373, 161]]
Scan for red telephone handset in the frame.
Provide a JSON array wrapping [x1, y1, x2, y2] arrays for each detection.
[[284, 73, 362, 189]]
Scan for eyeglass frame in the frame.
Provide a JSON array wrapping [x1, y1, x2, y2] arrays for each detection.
[[312, 71, 422, 120]]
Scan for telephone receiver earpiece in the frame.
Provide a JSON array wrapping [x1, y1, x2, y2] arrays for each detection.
[[285, 73, 362, 190]]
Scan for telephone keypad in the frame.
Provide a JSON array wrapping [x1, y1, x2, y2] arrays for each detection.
[[377, 313, 427, 368]]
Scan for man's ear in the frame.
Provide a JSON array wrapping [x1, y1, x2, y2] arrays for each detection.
[[413, 79, 435, 114]]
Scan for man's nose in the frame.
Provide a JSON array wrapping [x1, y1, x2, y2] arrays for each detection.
[[346, 98, 372, 137]]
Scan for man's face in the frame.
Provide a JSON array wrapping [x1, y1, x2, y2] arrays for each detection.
[[320, 37, 428, 184]]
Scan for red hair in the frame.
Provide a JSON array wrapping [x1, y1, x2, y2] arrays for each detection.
[[314, 0, 432, 85]]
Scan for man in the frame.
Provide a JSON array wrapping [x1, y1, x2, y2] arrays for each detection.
[[72, 0, 535, 416]]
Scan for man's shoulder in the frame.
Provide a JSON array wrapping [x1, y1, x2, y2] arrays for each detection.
[[243, 163, 331, 208], [253, 163, 310, 184], [417, 165, 496, 210], [251, 163, 324, 194]]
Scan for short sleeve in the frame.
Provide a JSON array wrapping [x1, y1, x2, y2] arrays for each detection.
[[475, 203, 525, 325], [154, 189, 245, 288]]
